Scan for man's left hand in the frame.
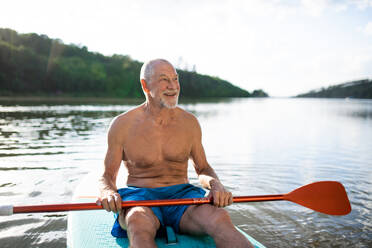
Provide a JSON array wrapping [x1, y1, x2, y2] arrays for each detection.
[[208, 180, 233, 207]]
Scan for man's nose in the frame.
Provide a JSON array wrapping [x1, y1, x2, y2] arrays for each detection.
[[167, 79, 178, 90]]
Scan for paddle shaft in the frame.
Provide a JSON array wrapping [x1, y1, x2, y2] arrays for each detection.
[[11, 194, 285, 214]]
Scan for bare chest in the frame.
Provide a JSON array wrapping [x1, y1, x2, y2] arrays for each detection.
[[123, 122, 192, 166]]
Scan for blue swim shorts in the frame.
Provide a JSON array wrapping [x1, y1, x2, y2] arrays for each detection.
[[111, 183, 206, 238]]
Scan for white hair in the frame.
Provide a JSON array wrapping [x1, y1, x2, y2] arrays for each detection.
[[140, 59, 172, 82]]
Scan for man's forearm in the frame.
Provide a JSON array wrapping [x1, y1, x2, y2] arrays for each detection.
[[98, 174, 117, 195], [97, 172, 122, 213]]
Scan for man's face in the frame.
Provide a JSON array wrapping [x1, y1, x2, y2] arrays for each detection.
[[148, 62, 180, 109]]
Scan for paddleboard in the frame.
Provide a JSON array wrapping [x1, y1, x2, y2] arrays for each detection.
[[67, 168, 266, 248]]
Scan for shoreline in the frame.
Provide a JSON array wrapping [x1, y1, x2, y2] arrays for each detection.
[[0, 95, 144, 104], [0, 95, 258, 105]]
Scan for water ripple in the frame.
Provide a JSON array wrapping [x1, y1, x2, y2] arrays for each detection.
[[0, 98, 371, 247]]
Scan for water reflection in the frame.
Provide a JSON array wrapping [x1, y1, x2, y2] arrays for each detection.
[[0, 97, 371, 248]]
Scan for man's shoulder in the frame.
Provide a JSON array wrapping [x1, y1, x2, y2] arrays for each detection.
[[176, 107, 200, 127], [116, 105, 142, 119], [110, 105, 143, 129]]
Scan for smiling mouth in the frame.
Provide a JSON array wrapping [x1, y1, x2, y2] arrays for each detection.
[[164, 92, 178, 97]]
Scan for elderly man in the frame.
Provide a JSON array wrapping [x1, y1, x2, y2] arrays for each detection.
[[97, 59, 253, 248]]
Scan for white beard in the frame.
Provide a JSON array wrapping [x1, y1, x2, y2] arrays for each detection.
[[160, 96, 178, 109], [150, 90, 178, 109]]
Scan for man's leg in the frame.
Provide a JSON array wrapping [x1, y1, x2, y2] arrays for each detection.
[[179, 205, 253, 248], [119, 206, 160, 248]]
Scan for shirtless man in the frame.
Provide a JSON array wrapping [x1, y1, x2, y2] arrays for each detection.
[[97, 59, 253, 248]]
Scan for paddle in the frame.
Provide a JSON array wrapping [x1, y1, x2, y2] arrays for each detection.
[[0, 181, 351, 216]]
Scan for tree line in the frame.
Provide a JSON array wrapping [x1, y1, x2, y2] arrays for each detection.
[[296, 79, 372, 99], [0, 28, 268, 98]]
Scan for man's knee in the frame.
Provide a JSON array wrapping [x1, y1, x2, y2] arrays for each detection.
[[188, 205, 232, 233], [207, 207, 232, 229], [183, 205, 252, 247], [123, 207, 160, 235]]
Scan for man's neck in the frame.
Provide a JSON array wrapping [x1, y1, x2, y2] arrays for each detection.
[[143, 101, 176, 126]]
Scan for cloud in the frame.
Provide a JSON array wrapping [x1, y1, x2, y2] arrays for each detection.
[[350, 0, 372, 10], [361, 22, 372, 36], [301, 0, 329, 17], [300, 0, 372, 17]]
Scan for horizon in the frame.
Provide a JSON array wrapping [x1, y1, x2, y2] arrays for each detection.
[[1, 0, 372, 97]]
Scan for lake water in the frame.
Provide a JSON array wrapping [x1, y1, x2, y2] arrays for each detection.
[[0, 97, 371, 247]]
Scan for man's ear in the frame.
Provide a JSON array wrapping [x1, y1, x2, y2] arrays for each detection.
[[141, 79, 150, 94]]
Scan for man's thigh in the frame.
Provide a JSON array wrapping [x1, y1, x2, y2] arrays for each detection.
[[179, 204, 231, 235], [120, 206, 161, 231]]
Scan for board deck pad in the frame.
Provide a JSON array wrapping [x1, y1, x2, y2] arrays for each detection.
[[67, 169, 266, 248]]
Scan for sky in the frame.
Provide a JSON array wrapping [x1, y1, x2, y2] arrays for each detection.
[[1, 0, 372, 97]]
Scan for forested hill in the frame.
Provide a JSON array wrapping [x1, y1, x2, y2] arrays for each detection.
[[296, 79, 372, 99], [0, 28, 265, 98]]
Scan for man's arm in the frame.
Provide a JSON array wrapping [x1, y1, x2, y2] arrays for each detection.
[[190, 117, 233, 208], [97, 117, 124, 213]]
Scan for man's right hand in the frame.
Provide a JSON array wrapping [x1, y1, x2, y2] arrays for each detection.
[[96, 192, 122, 213]]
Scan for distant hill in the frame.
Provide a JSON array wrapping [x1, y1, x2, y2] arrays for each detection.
[[251, 89, 269, 97], [0, 28, 268, 98], [296, 79, 372, 99]]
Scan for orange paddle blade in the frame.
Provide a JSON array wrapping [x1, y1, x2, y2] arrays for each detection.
[[284, 181, 351, 215]]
